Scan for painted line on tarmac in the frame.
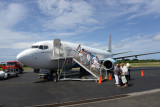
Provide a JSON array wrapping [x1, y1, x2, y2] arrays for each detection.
[[65, 88, 160, 107], [28, 88, 160, 107], [127, 88, 160, 97], [28, 94, 128, 107]]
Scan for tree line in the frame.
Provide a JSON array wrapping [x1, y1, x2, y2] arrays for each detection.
[[116, 59, 160, 64]]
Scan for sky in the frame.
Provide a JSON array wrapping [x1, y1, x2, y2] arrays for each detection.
[[0, 0, 160, 62]]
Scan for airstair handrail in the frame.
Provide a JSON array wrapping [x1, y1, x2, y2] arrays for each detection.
[[74, 49, 101, 71], [74, 49, 107, 71]]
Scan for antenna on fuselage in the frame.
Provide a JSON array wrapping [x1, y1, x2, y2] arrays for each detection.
[[107, 34, 112, 52]]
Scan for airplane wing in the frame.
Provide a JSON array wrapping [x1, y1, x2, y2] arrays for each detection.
[[112, 51, 132, 55], [113, 51, 160, 59]]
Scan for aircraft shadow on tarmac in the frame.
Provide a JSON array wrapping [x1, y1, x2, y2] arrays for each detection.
[[34, 79, 57, 83]]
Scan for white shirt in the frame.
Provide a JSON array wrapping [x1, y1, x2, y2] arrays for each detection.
[[77, 46, 81, 53], [121, 65, 129, 75], [92, 57, 98, 64], [87, 54, 91, 61]]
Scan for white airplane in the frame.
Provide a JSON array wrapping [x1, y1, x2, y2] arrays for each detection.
[[16, 35, 160, 80], [16, 36, 114, 71]]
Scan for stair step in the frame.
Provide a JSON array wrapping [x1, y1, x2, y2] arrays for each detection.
[[73, 57, 100, 79]]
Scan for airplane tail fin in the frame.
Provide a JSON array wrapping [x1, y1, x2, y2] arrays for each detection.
[[107, 34, 112, 52]]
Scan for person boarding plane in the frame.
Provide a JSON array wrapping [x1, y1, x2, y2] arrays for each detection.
[[16, 35, 160, 81]]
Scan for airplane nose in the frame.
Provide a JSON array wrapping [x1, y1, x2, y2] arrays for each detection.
[[16, 52, 24, 63], [16, 50, 32, 65]]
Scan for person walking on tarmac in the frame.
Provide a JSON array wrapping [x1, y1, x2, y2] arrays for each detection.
[[120, 63, 128, 87], [113, 63, 120, 87], [126, 61, 131, 80]]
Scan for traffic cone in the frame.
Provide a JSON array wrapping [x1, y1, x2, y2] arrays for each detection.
[[108, 73, 112, 80], [98, 75, 102, 84], [141, 70, 144, 77]]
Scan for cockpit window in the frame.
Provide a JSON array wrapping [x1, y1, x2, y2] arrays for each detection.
[[44, 46, 48, 49], [31, 46, 39, 48], [31, 45, 48, 50], [39, 45, 49, 50], [39, 45, 43, 50]]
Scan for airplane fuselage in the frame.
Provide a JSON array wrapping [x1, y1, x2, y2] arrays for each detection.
[[17, 40, 113, 70]]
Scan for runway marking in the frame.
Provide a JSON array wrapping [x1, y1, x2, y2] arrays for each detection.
[[28, 94, 128, 107], [28, 88, 160, 107], [128, 88, 160, 97]]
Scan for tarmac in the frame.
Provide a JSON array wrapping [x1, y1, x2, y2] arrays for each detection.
[[0, 67, 160, 107]]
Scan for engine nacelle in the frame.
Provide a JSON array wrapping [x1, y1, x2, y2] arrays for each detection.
[[103, 58, 115, 70]]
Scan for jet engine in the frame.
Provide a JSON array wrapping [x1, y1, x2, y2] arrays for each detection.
[[103, 58, 115, 70]]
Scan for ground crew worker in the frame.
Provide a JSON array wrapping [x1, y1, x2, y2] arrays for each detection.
[[126, 61, 131, 80]]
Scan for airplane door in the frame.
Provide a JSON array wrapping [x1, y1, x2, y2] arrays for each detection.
[[63, 47, 74, 68], [64, 47, 73, 57], [32, 52, 42, 67]]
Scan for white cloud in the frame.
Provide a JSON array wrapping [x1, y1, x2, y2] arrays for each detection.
[[11, 42, 34, 49], [113, 34, 160, 54], [36, 0, 160, 37], [123, 0, 160, 19], [38, 0, 98, 31], [98, 0, 160, 20], [0, 3, 32, 50], [0, 2, 49, 50], [52, 32, 77, 37], [0, 27, 49, 49], [0, 0, 160, 61], [0, 3, 27, 28], [153, 34, 160, 41]]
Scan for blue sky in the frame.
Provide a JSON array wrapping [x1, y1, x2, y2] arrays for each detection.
[[0, 0, 160, 62]]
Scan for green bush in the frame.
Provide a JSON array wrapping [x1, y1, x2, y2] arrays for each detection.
[[116, 59, 160, 64]]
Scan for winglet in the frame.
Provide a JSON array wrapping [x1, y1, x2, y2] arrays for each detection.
[[107, 34, 112, 52]]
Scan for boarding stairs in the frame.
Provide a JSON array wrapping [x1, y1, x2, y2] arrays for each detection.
[[52, 39, 74, 81], [52, 39, 107, 82], [73, 50, 108, 81], [73, 57, 99, 79]]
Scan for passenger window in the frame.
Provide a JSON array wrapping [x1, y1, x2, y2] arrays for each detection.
[[44, 46, 48, 50], [39, 45, 43, 50], [31, 46, 39, 48]]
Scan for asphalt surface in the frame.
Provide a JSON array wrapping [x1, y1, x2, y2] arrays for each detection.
[[69, 89, 160, 107], [0, 67, 160, 107]]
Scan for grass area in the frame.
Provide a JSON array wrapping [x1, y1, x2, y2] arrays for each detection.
[[0, 67, 31, 71], [131, 62, 160, 67]]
